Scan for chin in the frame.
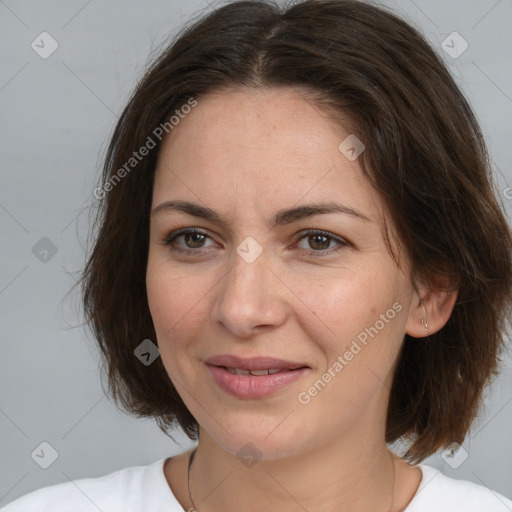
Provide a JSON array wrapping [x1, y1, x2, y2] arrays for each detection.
[[201, 414, 316, 462]]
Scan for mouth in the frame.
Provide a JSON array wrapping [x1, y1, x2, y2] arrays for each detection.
[[205, 355, 310, 399], [219, 366, 306, 376], [205, 354, 308, 371]]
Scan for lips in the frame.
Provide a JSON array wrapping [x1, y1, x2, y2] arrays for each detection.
[[205, 354, 310, 399]]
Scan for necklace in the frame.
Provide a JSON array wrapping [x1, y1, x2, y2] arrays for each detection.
[[187, 447, 396, 512]]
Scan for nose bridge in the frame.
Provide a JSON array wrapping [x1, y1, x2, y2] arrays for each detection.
[[213, 239, 287, 335], [232, 251, 264, 292]]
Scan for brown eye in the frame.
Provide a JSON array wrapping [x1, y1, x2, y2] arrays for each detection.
[[183, 232, 207, 248], [295, 230, 349, 256], [162, 228, 216, 253], [307, 233, 331, 250]]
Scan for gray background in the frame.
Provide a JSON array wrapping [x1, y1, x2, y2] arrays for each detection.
[[1, 0, 511, 506]]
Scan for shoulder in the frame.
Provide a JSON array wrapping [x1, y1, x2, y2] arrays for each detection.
[[1, 457, 178, 512], [406, 464, 512, 512]]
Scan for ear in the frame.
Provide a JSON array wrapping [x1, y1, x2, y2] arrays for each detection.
[[405, 276, 458, 338]]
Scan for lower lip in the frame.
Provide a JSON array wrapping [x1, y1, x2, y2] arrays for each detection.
[[206, 365, 308, 399]]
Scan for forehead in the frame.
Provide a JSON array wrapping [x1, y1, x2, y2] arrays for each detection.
[[153, 87, 375, 206], [160, 87, 348, 166]]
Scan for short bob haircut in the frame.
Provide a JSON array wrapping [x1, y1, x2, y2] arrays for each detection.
[[79, 0, 512, 463]]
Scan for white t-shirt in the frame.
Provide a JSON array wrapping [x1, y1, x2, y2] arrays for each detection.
[[3, 456, 512, 511]]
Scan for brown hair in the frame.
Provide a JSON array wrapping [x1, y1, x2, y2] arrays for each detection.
[[78, 0, 512, 463]]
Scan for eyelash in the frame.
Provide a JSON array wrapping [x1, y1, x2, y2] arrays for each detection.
[[160, 228, 349, 258]]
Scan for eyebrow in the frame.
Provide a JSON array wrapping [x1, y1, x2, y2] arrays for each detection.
[[150, 199, 371, 227]]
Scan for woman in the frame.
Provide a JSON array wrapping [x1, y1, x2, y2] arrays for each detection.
[[5, 0, 512, 510]]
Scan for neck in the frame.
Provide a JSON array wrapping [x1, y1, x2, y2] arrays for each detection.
[[188, 426, 397, 512]]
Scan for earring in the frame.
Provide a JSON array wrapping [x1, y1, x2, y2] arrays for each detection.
[[420, 302, 428, 332]]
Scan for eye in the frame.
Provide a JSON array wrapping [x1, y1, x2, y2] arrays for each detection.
[[295, 230, 349, 257], [161, 228, 217, 254]]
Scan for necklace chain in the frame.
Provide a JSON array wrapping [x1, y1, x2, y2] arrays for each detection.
[[187, 447, 396, 512]]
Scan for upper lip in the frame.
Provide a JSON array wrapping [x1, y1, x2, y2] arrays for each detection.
[[205, 354, 308, 371]]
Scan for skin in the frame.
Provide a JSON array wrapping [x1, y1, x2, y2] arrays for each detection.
[[146, 86, 457, 512]]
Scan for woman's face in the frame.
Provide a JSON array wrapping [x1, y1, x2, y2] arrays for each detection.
[[146, 87, 420, 459]]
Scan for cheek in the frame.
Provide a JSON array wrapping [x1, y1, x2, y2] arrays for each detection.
[[297, 276, 405, 416], [296, 266, 407, 391], [146, 263, 207, 350], [299, 267, 399, 340]]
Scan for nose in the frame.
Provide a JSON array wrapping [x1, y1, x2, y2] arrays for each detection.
[[212, 244, 288, 338]]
